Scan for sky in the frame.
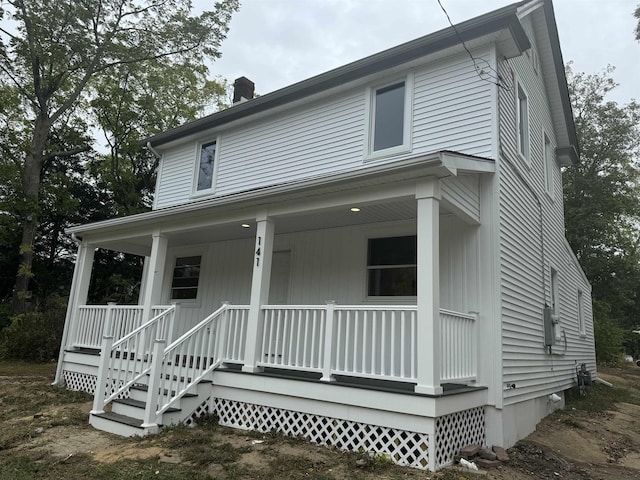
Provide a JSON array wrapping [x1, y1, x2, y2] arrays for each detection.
[[201, 0, 639, 105]]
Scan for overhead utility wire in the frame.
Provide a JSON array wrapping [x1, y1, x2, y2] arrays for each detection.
[[435, 0, 510, 91]]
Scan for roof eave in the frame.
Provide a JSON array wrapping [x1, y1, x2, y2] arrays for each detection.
[[541, 0, 581, 160]]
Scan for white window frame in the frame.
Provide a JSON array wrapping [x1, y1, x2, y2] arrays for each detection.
[[577, 289, 585, 336], [192, 137, 220, 197], [164, 248, 206, 307], [364, 73, 414, 161], [516, 82, 530, 164], [543, 132, 554, 198]]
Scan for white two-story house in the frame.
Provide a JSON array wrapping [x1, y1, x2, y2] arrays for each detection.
[[55, 0, 595, 471]]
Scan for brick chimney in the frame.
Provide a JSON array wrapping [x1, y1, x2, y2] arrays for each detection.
[[233, 76, 255, 103]]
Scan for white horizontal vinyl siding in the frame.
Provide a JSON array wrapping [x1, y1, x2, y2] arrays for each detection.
[[153, 48, 496, 210], [413, 48, 494, 157], [155, 145, 197, 209], [216, 93, 365, 196], [497, 17, 595, 406]]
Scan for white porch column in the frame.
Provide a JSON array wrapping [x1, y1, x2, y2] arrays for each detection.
[[138, 256, 150, 306], [141, 232, 168, 322], [415, 178, 443, 395], [242, 213, 275, 372], [54, 240, 95, 384]]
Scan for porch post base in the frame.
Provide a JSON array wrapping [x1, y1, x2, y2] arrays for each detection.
[[90, 409, 105, 416], [320, 374, 335, 382], [414, 384, 443, 395], [242, 365, 264, 373]]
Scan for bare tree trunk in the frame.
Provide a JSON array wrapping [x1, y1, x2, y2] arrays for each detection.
[[12, 116, 50, 314]]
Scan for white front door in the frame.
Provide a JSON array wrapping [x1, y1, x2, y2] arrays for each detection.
[[269, 250, 291, 304]]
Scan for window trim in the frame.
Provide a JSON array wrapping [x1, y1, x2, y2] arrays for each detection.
[[364, 73, 414, 161], [191, 137, 220, 197], [516, 81, 530, 164], [166, 251, 205, 306], [577, 289, 586, 337], [543, 132, 555, 198], [365, 234, 417, 300]]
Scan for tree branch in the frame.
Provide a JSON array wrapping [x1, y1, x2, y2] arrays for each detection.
[[43, 145, 91, 162]]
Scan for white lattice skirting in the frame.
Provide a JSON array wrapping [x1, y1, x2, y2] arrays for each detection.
[[435, 407, 485, 467], [211, 398, 485, 470], [63, 370, 97, 395], [62, 370, 131, 400]]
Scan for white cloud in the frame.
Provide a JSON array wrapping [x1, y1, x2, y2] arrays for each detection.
[[197, 0, 639, 103]]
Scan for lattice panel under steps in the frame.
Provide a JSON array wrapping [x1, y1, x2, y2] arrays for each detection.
[[62, 370, 130, 399], [184, 397, 213, 426], [213, 398, 431, 469]]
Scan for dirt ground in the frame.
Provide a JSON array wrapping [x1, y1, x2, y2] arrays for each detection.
[[1, 363, 639, 480]]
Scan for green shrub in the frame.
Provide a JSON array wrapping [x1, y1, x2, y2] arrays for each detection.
[[0, 295, 67, 361]]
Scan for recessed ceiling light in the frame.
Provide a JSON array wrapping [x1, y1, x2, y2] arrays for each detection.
[[241, 223, 251, 228], [350, 207, 361, 212]]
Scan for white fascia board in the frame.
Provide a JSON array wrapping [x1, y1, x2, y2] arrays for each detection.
[[563, 237, 591, 289], [439, 151, 496, 175], [516, 0, 545, 20]]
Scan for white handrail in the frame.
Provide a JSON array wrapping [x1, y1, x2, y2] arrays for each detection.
[[90, 305, 177, 413], [148, 304, 250, 422]]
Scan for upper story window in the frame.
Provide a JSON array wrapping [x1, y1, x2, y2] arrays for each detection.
[[367, 235, 417, 297], [366, 74, 413, 159], [196, 141, 217, 192], [374, 82, 405, 151], [517, 84, 529, 162], [171, 256, 201, 300]]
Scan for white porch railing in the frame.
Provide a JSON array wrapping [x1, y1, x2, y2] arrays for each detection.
[[439, 309, 478, 382], [72, 304, 173, 349], [91, 304, 178, 414], [91, 302, 476, 426], [258, 304, 477, 384], [260, 304, 418, 382], [147, 304, 250, 425]]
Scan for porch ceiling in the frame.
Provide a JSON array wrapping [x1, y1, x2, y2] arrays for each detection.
[[166, 198, 454, 247], [94, 198, 453, 253]]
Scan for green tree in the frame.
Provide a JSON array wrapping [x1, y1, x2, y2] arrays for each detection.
[[90, 60, 230, 216], [564, 65, 640, 361], [0, 0, 239, 313]]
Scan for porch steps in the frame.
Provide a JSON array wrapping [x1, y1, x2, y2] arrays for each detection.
[[90, 411, 153, 437], [89, 376, 213, 437]]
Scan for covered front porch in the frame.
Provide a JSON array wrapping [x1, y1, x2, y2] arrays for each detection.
[[57, 152, 495, 398]]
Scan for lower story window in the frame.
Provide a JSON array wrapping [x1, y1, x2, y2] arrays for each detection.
[[367, 235, 416, 296], [171, 256, 201, 300]]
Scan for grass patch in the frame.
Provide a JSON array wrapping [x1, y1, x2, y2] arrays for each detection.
[[157, 421, 250, 467], [0, 456, 40, 480], [560, 417, 584, 429], [565, 382, 638, 413], [0, 454, 214, 480], [0, 362, 56, 377]]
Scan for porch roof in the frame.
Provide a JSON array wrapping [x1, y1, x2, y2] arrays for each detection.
[[67, 151, 494, 255]]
